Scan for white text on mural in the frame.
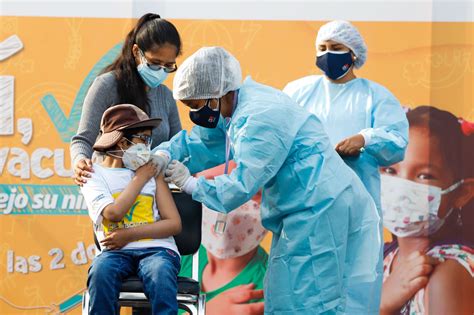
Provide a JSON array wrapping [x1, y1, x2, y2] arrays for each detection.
[[6, 242, 96, 274]]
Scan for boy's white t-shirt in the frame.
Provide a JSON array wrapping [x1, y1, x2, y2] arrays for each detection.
[[80, 163, 179, 254]]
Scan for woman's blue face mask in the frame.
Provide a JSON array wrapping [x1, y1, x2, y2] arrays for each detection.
[[136, 50, 170, 88], [189, 99, 221, 128], [316, 50, 353, 80]]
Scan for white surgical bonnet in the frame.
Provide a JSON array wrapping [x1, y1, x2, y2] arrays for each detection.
[[173, 46, 242, 100], [316, 20, 367, 69]]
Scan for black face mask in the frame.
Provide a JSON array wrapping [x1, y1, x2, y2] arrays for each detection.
[[316, 51, 353, 80], [189, 99, 221, 128]]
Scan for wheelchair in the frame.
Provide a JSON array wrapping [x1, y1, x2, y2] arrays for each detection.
[[82, 188, 205, 314]]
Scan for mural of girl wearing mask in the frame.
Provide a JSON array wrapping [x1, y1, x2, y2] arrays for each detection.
[[380, 106, 474, 315], [179, 162, 268, 315]]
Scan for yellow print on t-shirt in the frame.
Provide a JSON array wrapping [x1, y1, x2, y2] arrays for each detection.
[[102, 192, 155, 239]]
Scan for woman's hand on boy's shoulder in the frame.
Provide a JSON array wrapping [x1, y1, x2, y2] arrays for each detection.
[[73, 158, 94, 186], [100, 228, 133, 250]]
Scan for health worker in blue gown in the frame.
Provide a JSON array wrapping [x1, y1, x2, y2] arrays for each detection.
[[155, 46, 382, 314], [284, 20, 409, 313]]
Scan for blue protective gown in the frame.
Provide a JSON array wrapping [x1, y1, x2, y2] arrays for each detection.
[[157, 77, 381, 314], [284, 75, 409, 213]]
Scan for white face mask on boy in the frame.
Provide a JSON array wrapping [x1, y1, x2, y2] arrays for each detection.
[[122, 142, 151, 170], [381, 174, 463, 237], [108, 138, 151, 171]]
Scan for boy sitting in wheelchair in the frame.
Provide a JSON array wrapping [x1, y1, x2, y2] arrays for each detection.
[[80, 104, 182, 315]]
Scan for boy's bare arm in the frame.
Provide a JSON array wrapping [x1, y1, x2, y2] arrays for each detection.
[[101, 175, 182, 249], [127, 174, 182, 241], [102, 162, 157, 222]]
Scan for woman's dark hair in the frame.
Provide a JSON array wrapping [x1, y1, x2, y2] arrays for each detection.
[[103, 13, 182, 113], [406, 105, 474, 246]]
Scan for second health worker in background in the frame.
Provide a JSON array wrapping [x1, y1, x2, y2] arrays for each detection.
[[284, 20, 409, 213]]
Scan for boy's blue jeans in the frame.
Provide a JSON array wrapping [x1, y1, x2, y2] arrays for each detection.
[[87, 247, 181, 315]]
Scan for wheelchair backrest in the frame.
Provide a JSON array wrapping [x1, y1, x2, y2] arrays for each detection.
[[171, 189, 202, 256]]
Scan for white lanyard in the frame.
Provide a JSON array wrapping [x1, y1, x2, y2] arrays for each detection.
[[214, 90, 239, 234], [213, 135, 231, 234]]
